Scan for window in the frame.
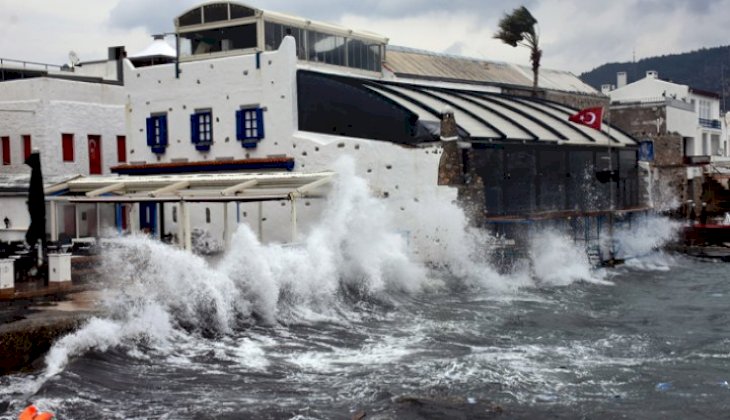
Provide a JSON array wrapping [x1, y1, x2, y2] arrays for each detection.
[[62, 133, 74, 162], [699, 99, 711, 120], [235, 107, 264, 148], [190, 110, 213, 151], [172, 206, 177, 223], [22, 135, 31, 160], [205, 207, 211, 223], [264, 22, 306, 59], [306, 30, 346, 66], [1, 137, 9, 165], [117, 135, 127, 163], [180, 24, 257, 57], [146, 114, 168, 154]]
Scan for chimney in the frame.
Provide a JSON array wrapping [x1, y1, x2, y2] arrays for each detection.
[[646, 70, 658, 79], [617, 72, 627, 88], [437, 108, 464, 186]]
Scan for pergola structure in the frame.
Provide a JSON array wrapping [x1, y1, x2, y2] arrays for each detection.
[[45, 171, 334, 250]]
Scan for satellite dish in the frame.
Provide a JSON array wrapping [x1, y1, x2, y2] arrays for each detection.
[[68, 51, 80, 68]]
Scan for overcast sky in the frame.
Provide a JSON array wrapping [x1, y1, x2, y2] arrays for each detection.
[[1, 0, 729, 75]]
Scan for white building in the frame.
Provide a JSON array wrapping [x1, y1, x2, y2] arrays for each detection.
[[104, 1, 636, 251], [0, 48, 128, 178], [0, 48, 128, 242], [1, 1, 640, 252], [608, 70, 727, 159]]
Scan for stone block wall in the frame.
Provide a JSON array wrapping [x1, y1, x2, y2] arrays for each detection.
[[652, 134, 684, 167], [610, 105, 667, 137], [500, 87, 609, 111], [544, 91, 609, 111]]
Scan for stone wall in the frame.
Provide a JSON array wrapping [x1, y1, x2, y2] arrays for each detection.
[[500, 86, 609, 111], [610, 105, 668, 137], [544, 91, 610, 111], [652, 134, 684, 167]]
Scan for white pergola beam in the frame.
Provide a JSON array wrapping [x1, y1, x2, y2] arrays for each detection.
[[148, 181, 190, 197], [86, 182, 126, 197], [221, 179, 258, 196], [292, 176, 332, 198]]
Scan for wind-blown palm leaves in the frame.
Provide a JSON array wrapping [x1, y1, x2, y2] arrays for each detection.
[[494, 6, 542, 96]]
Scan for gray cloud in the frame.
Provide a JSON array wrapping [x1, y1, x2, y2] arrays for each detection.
[[107, 0, 535, 32], [29, 0, 730, 73], [108, 0, 198, 33]]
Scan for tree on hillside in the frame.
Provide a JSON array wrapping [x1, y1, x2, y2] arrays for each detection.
[[494, 6, 542, 96]]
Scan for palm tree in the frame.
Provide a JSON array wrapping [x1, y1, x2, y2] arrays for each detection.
[[494, 6, 542, 96]]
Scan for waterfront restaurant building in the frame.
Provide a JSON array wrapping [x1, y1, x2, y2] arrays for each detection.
[[1, 1, 641, 252]]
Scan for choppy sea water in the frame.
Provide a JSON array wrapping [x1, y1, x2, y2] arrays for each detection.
[[3, 255, 730, 419], [1, 159, 728, 419]]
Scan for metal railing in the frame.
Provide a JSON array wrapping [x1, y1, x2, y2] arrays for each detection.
[[0, 57, 62, 71], [699, 118, 722, 129], [612, 97, 695, 111]]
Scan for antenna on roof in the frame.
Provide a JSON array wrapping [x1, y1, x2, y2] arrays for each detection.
[[68, 51, 80, 68]]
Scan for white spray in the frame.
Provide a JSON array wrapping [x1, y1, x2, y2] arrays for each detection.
[[37, 156, 657, 381]]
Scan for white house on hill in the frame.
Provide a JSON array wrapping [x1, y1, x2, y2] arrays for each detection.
[[608, 70, 727, 159]]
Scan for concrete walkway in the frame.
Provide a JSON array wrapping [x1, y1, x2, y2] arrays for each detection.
[[0, 290, 103, 375]]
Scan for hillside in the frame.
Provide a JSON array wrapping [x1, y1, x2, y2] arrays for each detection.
[[580, 45, 730, 110]]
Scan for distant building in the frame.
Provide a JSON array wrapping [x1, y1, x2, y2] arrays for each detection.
[[606, 70, 729, 213], [0, 47, 127, 178], [0, 48, 127, 242], [608, 70, 726, 158]]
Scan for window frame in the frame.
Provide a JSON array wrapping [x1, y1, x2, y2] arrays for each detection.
[[22, 135, 32, 161], [146, 113, 169, 154], [62, 133, 75, 162], [1, 136, 10, 165], [190, 109, 214, 151], [235, 106, 264, 148], [117, 135, 127, 163]]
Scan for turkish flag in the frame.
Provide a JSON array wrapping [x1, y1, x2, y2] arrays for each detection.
[[568, 107, 603, 131]]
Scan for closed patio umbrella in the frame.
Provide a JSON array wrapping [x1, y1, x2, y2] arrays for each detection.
[[25, 150, 46, 266]]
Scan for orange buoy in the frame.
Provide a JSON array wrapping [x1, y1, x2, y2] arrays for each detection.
[[18, 405, 53, 420]]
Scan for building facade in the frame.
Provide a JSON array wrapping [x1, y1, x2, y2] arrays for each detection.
[[1, 1, 641, 255], [607, 70, 730, 215]]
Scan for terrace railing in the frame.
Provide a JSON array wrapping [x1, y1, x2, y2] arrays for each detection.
[[699, 118, 722, 129], [0, 57, 62, 71]]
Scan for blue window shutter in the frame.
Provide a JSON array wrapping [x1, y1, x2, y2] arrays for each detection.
[[190, 113, 200, 144], [159, 116, 168, 146], [235, 109, 243, 140], [256, 108, 264, 139], [146, 117, 155, 146]]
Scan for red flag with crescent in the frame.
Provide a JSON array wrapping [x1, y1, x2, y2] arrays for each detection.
[[568, 107, 603, 131]]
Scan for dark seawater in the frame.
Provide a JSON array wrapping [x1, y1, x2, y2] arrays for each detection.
[[2, 255, 730, 420], [0, 166, 725, 419]]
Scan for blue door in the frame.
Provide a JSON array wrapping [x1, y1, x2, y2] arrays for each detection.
[[139, 202, 157, 235]]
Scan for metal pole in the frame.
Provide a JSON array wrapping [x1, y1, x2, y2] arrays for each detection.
[[177, 201, 185, 249], [290, 197, 298, 243], [95, 203, 101, 238], [223, 202, 229, 249], [183, 201, 192, 251], [258, 201, 263, 243], [74, 204, 80, 239], [607, 106, 615, 262], [175, 34, 180, 79]]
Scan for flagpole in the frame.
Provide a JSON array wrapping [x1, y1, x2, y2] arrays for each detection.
[[606, 105, 615, 264]]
